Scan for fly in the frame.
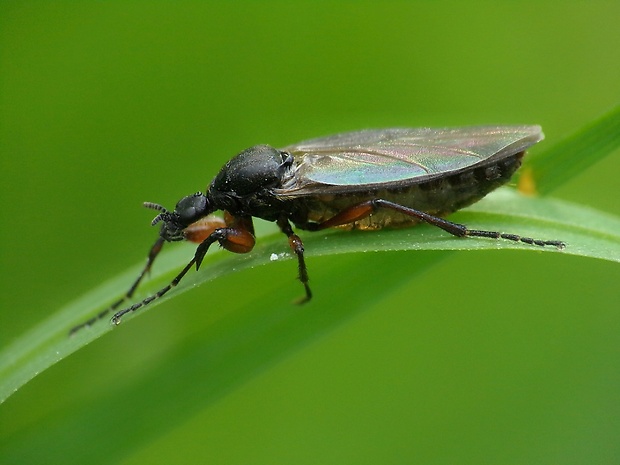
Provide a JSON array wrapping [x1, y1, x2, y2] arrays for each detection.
[[70, 126, 565, 334]]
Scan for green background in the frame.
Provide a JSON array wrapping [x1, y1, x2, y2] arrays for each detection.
[[1, 2, 619, 464]]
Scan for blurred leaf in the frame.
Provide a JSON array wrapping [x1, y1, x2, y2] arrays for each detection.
[[523, 104, 620, 194]]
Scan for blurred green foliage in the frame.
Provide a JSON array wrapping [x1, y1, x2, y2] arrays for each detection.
[[1, 2, 619, 464]]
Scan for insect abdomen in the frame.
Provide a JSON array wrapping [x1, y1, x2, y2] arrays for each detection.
[[299, 153, 523, 231]]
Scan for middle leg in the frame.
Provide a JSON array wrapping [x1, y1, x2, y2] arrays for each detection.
[[277, 216, 312, 303]]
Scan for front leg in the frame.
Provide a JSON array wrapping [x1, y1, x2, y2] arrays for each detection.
[[277, 216, 312, 303], [195, 214, 256, 270], [112, 215, 257, 326]]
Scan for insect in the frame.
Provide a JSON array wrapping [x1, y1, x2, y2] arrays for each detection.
[[70, 126, 565, 334]]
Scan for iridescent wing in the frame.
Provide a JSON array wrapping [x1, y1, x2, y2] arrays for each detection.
[[278, 126, 543, 196]]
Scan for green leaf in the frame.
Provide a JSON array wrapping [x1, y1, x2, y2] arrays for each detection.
[[1, 106, 620, 405], [522, 104, 620, 194], [1, 188, 619, 404]]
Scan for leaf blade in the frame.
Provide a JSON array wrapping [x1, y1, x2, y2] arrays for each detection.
[[523, 104, 620, 194], [1, 188, 619, 403]]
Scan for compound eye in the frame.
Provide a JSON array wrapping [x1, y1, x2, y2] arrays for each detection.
[[175, 193, 208, 224]]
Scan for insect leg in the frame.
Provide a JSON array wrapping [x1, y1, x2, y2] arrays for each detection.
[[371, 199, 566, 248], [277, 217, 312, 303], [111, 223, 256, 326], [69, 236, 165, 335], [110, 255, 198, 325], [308, 199, 565, 249], [209, 214, 256, 256]]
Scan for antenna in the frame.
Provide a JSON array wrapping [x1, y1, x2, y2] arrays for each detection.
[[143, 202, 170, 226]]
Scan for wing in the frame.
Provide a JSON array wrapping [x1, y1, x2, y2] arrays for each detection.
[[277, 126, 543, 196]]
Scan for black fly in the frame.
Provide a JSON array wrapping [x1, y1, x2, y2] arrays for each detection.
[[70, 126, 564, 334]]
